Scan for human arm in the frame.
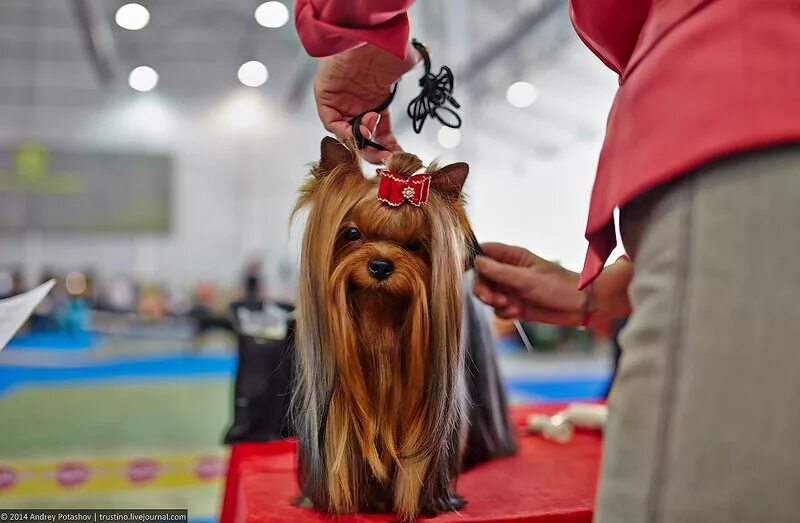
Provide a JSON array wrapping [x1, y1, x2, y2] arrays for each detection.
[[473, 242, 632, 326], [294, 0, 420, 163]]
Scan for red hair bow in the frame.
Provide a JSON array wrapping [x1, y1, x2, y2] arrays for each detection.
[[376, 169, 431, 207]]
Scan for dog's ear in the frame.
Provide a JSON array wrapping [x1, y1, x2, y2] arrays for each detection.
[[430, 162, 469, 198], [317, 136, 358, 177]]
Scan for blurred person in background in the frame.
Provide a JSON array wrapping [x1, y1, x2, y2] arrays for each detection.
[[57, 270, 92, 335], [162, 283, 192, 317], [238, 258, 265, 312], [0, 268, 24, 299], [188, 280, 234, 347], [137, 282, 167, 320], [294, 0, 800, 521], [234, 274, 264, 313], [97, 275, 138, 313]]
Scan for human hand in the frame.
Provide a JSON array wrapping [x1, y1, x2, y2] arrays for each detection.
[[473, 242, 588, 326], [315, 43, 421, 164]]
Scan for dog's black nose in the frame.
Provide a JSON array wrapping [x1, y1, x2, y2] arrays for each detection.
[[367, 258, 394, 281]]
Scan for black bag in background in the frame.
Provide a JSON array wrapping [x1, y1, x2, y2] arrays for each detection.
[[223, 301, 295, 444]]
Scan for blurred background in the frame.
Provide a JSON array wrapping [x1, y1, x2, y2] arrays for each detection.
[[0, 0, 623, 520]]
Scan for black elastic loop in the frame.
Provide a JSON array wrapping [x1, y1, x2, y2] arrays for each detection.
[[406, 39, 461, 134], [348, 83, 398, 151], [347, 38, 462, 150]]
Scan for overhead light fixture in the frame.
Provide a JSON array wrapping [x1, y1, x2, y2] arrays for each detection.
[[237, 60, 268, 87], [128, 66, 159, 92], [255, 1, 289, 28], [437, 127, 462, 149], [115, 3, 150, 31], [506, 81, 538, 108]]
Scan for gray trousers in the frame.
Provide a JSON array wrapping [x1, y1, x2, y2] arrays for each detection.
[[595, 145, 800, 523]]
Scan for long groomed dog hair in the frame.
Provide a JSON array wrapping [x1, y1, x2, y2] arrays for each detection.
[[292, 137, 515, 521]]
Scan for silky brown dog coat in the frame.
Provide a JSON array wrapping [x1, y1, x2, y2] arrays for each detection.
[[293, 137, 515, 521]]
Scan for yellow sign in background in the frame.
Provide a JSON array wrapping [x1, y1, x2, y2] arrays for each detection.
[[0, 452, 227, 499]]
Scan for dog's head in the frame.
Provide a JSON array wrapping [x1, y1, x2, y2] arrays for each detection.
[[295, 136, 472, 305]]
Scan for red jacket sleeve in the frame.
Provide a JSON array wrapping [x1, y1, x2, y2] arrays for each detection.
[[294, 0, 414, 59], [568, 0, 648, 75]]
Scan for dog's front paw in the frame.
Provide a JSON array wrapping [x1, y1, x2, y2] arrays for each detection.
[[436, 492, 466, 512], [420, 492, 466, 517]]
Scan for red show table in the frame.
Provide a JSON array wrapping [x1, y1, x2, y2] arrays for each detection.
[[220, 404, 602, 522]]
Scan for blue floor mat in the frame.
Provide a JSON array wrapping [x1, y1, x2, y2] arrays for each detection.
[[506, 377, 610, 401], [5, 331, 99, 351], [0, 353, 236, 397], [1, 350, 608, 402]]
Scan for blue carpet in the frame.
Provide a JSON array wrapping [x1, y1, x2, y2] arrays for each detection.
[[5, 331, 99, 351], [0, 353, 236, 397], [1, 345, 608, 401], [506, 377, 610, 401]]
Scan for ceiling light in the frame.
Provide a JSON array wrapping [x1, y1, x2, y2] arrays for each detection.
[[237, 60, 268, 87], [128, 66, 159, 92], [506, 81, 538, 108], [437, 127, 462, 149], [255, 1, 289, 28], [115, 3, 150, 31]]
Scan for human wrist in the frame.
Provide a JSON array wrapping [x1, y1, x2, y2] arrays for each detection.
[[592, 256, 633, 321]]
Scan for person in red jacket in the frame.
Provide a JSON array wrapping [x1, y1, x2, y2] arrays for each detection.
[[295, 1, 800, 521]]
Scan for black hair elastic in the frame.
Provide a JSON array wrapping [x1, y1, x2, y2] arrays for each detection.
[[348, 38, 462, 151], [349, 83, 398, 152], [406, 38, 461, 133]]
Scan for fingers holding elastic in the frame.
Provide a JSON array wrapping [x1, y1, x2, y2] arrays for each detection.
[[316, 112, 386, 164], [363, 112, 400, 164], [360, 112, 380, 138], [357, 125, 372, 141], [325, 115, 371, 146]]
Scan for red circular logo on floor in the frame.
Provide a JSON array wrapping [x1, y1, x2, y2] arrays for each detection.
[[194, 456, 225, 480], [125, 459, 160, 484], [0, 467, 17, 491], [55, 462, 91, 487]]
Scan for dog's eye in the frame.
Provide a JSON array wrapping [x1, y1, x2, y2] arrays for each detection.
[[343, 227, 361, 241], [406, 239, 423, 252]]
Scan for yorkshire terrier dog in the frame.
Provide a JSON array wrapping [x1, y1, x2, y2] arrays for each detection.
[[292, 137, 515, 521]]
